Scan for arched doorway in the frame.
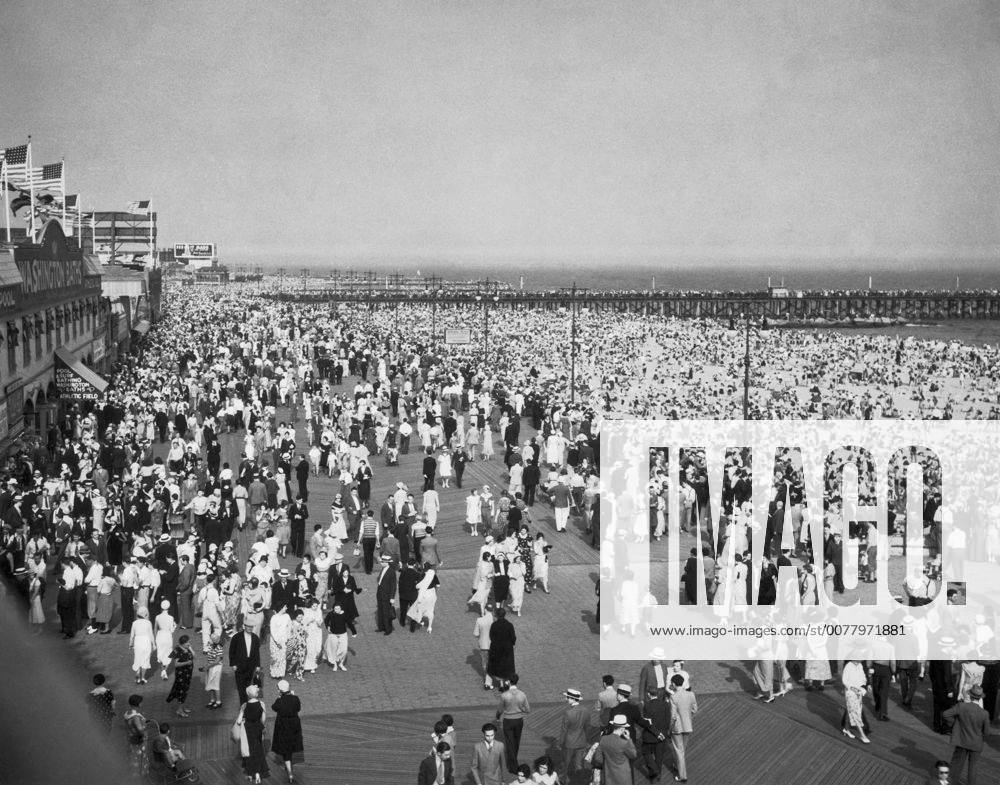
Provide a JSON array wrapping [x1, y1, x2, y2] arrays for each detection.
[[22, 397, 35, 433]]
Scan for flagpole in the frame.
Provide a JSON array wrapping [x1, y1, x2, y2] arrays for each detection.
[[61, 158, 66, 232], [26, 136, 35, 241], [77, 195, 83, 245], [2, 158, 9, 243], [149, 199, 154, 267]]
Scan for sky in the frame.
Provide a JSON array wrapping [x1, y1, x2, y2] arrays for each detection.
[[2, 0, 1000, 267]]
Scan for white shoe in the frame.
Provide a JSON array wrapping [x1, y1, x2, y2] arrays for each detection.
[[338, 663, 347, 671]]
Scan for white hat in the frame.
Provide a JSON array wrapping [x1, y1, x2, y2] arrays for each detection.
[[277, 679, 291, 693], [611, 714, 629, 727], [617, 683, 632, 695], [649, 647, 667, 660]]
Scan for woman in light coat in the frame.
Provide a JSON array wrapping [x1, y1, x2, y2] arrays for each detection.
[[130, 606, 154, 684], [269, 605, 291, 678], [154, 600, 177, 679]]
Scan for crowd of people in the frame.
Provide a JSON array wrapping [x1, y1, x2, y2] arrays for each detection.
[[1, 282, 999, 784]]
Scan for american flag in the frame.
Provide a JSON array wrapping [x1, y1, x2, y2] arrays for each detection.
[[127, 199, 151, 213], [0, 144, 29, 186], [33, 161, 64, 194], [63, 193, 78, 211]]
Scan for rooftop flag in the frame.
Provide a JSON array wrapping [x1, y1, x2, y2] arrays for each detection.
[[35, 161, 64, 194]]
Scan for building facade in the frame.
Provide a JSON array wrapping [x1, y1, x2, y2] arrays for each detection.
[[0, 219, 105, 452]]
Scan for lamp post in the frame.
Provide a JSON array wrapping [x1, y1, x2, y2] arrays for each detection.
[[431, 287, 440, 351], [560, 283, 588, 404], [743, 302, 751, 420], [475, 282, 499, 364]]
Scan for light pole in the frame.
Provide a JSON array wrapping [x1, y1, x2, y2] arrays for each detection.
[[560, 283, 588, 404], [743, 302, 751, 420], [431, 287, 440, 351], [475, 282, 499, 364]]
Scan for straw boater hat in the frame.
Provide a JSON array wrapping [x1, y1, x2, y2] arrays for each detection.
[[563, 688, 582, 701], [611, 714, 629, 727], [277, 680, 291, 693], [617, 683, 632, 696]]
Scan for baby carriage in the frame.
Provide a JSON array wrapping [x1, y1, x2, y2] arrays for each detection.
[[146, 719, 200, 783]]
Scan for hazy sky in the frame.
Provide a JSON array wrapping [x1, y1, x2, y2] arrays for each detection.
[[3, 1, 1000, 264]]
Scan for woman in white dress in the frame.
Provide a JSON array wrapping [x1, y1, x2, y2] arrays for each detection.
[[328, 497, 348, 542], [302, 597, 324, 673], [532, 534, 551, 594], [618, 570, 640, 636], [406, 564, 440, 634], [269, 605, 291, 678], [243, 432, 256, 463], [233, 483, 249, 530], [154, 600, 177, 679], [467, 552, 493, 613], [481, 423, 494, 460], [507, 555, 526, 616], [466, 490, 483, 536], [130, 606, 154, 684], [437, 450, 452, 488]]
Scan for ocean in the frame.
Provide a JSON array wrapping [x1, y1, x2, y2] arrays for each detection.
[[244, 257, 1000, 293]]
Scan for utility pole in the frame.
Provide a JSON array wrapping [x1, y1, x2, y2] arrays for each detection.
[[302, 268, 309, 292], [743, 303, 751, 420], [559, 283, 588, 404], [431, 288, 438, 350], [476, 280, 499, 364]]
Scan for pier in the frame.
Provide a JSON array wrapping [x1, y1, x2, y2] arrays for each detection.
[[272, 288, 1000, 320]]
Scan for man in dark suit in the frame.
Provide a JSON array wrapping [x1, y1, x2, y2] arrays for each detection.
[[228, 625, 261, 704], [295, 455, 310, 501], [159, 553, 180, 620], [557, 688, 593, 784], [398, 560, 420, 632], [640, 687, 671, 781], [931, 659, 958, 733], [522, 461, 540, 506], [375, 555, 397, 634], [289, 497, 309, 559], [943, 687, 989, 784], [418, 741, 454, 785], [422, 449, 437, 492], [271, 569, 299, 613], [176, 555, 195, 629]]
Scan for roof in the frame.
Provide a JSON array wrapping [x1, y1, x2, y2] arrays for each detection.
[[101, 264, 148, 297], [0, 248, 24, 289]]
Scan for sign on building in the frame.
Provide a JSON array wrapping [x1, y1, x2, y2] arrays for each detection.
[[444, 328, 472, 345]]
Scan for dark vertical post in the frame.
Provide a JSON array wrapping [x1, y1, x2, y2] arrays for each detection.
[[743, 305, 751, 420], [570, 282, 577, 405]]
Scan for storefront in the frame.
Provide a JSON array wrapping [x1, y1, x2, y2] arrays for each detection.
[[0, 219, 105, 453]]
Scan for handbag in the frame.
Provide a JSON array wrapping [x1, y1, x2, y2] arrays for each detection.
[[230, 706, 244, 744]]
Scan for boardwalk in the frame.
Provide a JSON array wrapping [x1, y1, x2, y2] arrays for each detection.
[[47, 380, 1000, 785]]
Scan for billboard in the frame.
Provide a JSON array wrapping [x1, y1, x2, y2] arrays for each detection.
[[444, 328, 472, 345], [173, 243, 216, 259]]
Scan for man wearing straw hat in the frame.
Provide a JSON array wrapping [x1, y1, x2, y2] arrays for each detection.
[[591, 714, 637, 785], [557, 687, 592, 784]]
